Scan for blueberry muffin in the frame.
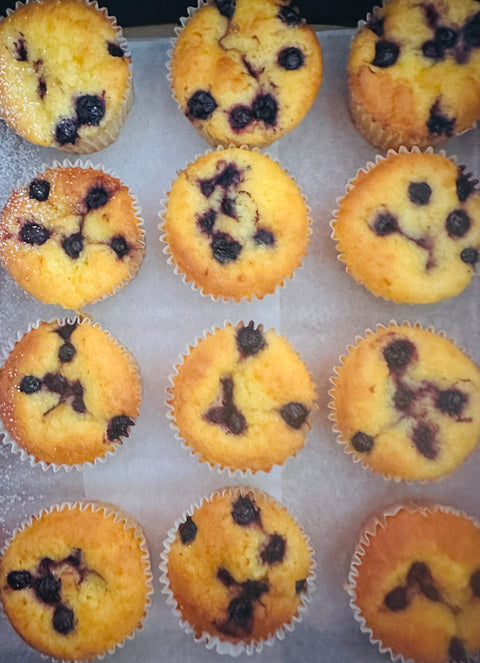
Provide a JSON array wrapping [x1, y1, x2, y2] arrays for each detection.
[[0, 502, 152, 661], [163, 487, 313, 649], [332, 150, 480, 304], [170, 0, 322, 147], [329, 323, 480, 481], [0, 0, 131, 153], [162, 147, 310, 300], [0, 318, 141, 467], [348, 0, 480, 150], [169, 321, 316, 473], [349, 504, 480, 663], [0, 164, 145, 310]]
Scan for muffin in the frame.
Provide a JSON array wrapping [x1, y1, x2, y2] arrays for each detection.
[[329, 322, 480, 481], [170, 0, 322, 147], [348, 503, 480, 663], [168, 321, 317, 473], [161, 486, 314, 652], [0, 501, 152, 661], [0, 163, 145, 310], [348, 0, 480, 151], [0, 0, 132, 153], [331, 150, 480, 304], [0, 317, 142, 467], [161, 147, 310, 300]]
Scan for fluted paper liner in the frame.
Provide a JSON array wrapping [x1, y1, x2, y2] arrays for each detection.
[[0, 315, 142, 471], [158, 144, 312, 302], [166, 320, 318, 476], [159, 486, 316, 656], [0, 0, 132, 154], [0, 500, 153, 663], [327, 319, 480, 482], [346, 501, 480, 663]]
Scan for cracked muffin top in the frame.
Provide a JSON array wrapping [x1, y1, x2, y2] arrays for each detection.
[[165, 487, 313, 646], [329, 323, 480, 481], [0, 0, 131, 152], [332, 151, 480, 304], [0, 502, 151, 661], [0, 164, 145, 310], [0, 318, 141, 467], [349, 505, 480, 663], [168, 321, 316, 473], [162, 147, 310, 301], [170, 0, 322, 147], [347, 0, 480, 150]]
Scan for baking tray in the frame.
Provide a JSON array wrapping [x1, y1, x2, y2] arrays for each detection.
[[0, 29, 479, 663]]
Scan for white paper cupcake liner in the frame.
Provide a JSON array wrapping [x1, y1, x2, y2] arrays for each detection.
[[0, 500, 153, 663], [0, 158, 146, 312], [166, 319, 318, 477], [159, 485, 316, 656], [327, 319, 479, 483], [329, 146, 480, 302], [0, 0, 133, 154], [158, 144, 312, 302], [346, 501, 480, 663], [0, 315, 142, 472]]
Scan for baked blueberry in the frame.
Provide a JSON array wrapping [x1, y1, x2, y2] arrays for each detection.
[[13, 36, 28, 61], [463, 11, 480, 48], [85, 186, 109, 210], [43, 373, 69, 395], [278, 5, 302, 26], [110, 235, 130, 258], [460, 248, 478, 264], [58, 342, 76, 363], [277, 46, 305, 70], [448, 637, 468, 663], [221, 197, 236, 217], [215, 0, 235, 19], [52, 605, 75, 635], [187, 90, 217, 120], [198, 209, 217, 234], [55, 118, 78, 145], [412, 423, 437, 459], [28, 179, 50, 201], [70, 381, 86, 414], [280, 402, 309, 429], [37, 76, 47, 99], [384, 585, 408, 611], [366, 15, 384, 36], [211, 232, 242, 264], [372, 212, 398, 236], [295, 578, 307, 593], [470, 569, 480, 597], [7, 570, 32, 590], [107, 414, 135, 441], [252, 93, 277, 125], [107, 41, 125, 57], [217, 567, 235, 586], [436, 389, 468, 417], [199, 179, 215, 198], [231, 495, 260, 526], [229, 105, 253, 130], [236, 321, 266, 358], [383, 339, 416, 372], [351, 431, 374, 453], [254, 228, 275, 246], [216, 164, 241, 188], [422, 39, 444, 60], [19, 375, 42, 394], [20, 222, 50, 245], [227, 595, 253, 630], [62, 232, 84, 259], [423, 3, 440, 28], [446, 209, 471, 238], [394, 383, 415, 411], [76, 95, 105, 126], [408, 181, 432, 205], [435, 26, 458, 49], [261, 534, 286, 564], [179, 516, 198, 544], [33, 573, 61, 604], [456, 169, 478, 202], [427, 102, 455, 136], [372, 40, 400, 67], [55, 323, 77, 340]]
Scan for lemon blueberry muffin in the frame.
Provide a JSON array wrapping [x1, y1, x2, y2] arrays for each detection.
[[329, 323, 480, 481], [348, 0, 480, 150], [164, 487, 313, 647], [170, 0, 322, 147], [162, 147, 310, 300], [169, 321, 316, 473], [332, 150, 480, 304], [0, 0, 131, 153], [0, 502, 152, 661], [0, 318, 141, 466], [349, 504, 480, 663], [0, 164, 145, 310]]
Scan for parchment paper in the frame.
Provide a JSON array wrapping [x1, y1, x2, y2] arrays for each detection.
[[0, 30, 479, 663]]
